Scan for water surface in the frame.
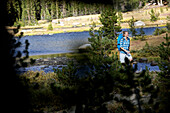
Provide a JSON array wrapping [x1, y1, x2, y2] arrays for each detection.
[[18, 26, 166, 56]]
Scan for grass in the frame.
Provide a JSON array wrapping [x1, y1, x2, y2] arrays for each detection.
[[130, 33, 168, 50], [29, 52, 88, 61]]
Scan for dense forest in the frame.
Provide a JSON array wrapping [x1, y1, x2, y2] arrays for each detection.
[[6, 0, 150, 26]]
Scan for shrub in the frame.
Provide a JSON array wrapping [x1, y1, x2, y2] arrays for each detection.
[[149, 9, 159, 22], [47, 23, 53, 30], [155, 34, 170, 112], [160, 7, 163, 13], [128, 16, 137, 38], [133, 42, 160, 57], [166, 22, 170, 31], [153, 27, 168, 35], [138, 26, 146, 40]]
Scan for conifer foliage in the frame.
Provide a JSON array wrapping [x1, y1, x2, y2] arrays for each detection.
[[51, 9, 159, 113], [6, 0, 147, 26], [155, 34, 170, 112]]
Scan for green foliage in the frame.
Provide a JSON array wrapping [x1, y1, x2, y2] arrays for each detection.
[[138, 26, 146, 40], [155, 34, 170, 112], [166, 7, 168, 11], [6, 0, 147, 26], [132, 42, 160, 57], [3, 23, 35, 112], [99, 9, 121, 40], [117, 11, 123, 25], [153, 27, 168, 35], [49, 9, 159, 113], [166, 22, 170, 31], [9, 25, 35, 68], [149, 9, 160, 22], [47, 23, 53, 30], [160, 7, 163, 13], [89, 22, 114, 52], [128, 16, 137, 38]]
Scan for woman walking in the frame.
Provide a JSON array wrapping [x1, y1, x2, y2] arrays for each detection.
[[119, 31, 133, 64]]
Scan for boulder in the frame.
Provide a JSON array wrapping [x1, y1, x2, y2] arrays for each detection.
[[38, 20, 48, 24], [72, 22, 80, 27], [139, 58, 148, 63], [150, 61, 158, 66], [82, 23, 86, 26], [78, 44, 92, 52], [52, 19, 58, 24], [43, 58, 49, 62], [134, 21, 145, 27]]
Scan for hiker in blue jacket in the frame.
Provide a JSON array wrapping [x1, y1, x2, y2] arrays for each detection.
[[119, 31, 133, 63]]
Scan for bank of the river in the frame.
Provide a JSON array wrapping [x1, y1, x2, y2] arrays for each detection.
[[6, 6, 169, 36], [23, 32, 168, 73], [14, 24, 167, 36]]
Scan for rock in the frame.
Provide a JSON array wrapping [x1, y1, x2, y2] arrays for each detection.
[[150, 61, 158, 66], [58, 61, 64, 65], [72, 22, 80, 27], [139, 58, 148, 63], [58, 65, 63, 68], [78, 44, 92, 52], [49, 33, 53, 35], [82, 23, 86, 26], [133, 61, 138, 64], [52, 19, 58, 24], [21, 29, 32, 32], [38, 20, 48, 24], [134, 21, 145, 27], [135, 68, 143, 74], [43, 58, 49, 62]]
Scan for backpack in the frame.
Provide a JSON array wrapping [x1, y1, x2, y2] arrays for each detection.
[[117, 33, 124, 51]]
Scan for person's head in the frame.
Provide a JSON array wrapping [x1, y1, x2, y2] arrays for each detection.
[[123, 31, 128, 37]]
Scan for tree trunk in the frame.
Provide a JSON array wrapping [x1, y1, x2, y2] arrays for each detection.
[[160, 0, 163, 5], [139, 1, 143, 8], [56, 0, 59, 19], [62, 0, 66, 17]]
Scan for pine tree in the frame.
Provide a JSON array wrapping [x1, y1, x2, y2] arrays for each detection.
[[21, 0, 27, 26], [40, 0, 46, 20], [99, 9, 121, 40], [128, 16, 137, 38], [149, 8, 159, 22], [156, 34, 170, 112], [62, 0, 67, 18], [139, 26, 146, 40], [51, 9, 159, 112], [55, 0, 60, 19], [51, 0, 56, 19]]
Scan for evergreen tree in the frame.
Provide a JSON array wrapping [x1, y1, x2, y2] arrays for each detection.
[[128, 16, 137, 38], [51, 0, 56, 19], [155, 34, 170, 112], [55, 0, 60, 19], [51, 9, 158, 112], [149, 8, 160, 22], [99, 9, 121, 40], [139, 26, 146, 40], [62, 0, 67, 18]]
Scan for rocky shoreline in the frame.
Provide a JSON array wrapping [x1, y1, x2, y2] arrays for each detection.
[[17, 57, 160, 74], [31, 56, 76, 66], [30, 57, 159, 68]]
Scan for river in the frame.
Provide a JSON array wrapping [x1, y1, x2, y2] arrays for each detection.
[[17, 26, 165, 73], [17, 26, 166, 56]]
